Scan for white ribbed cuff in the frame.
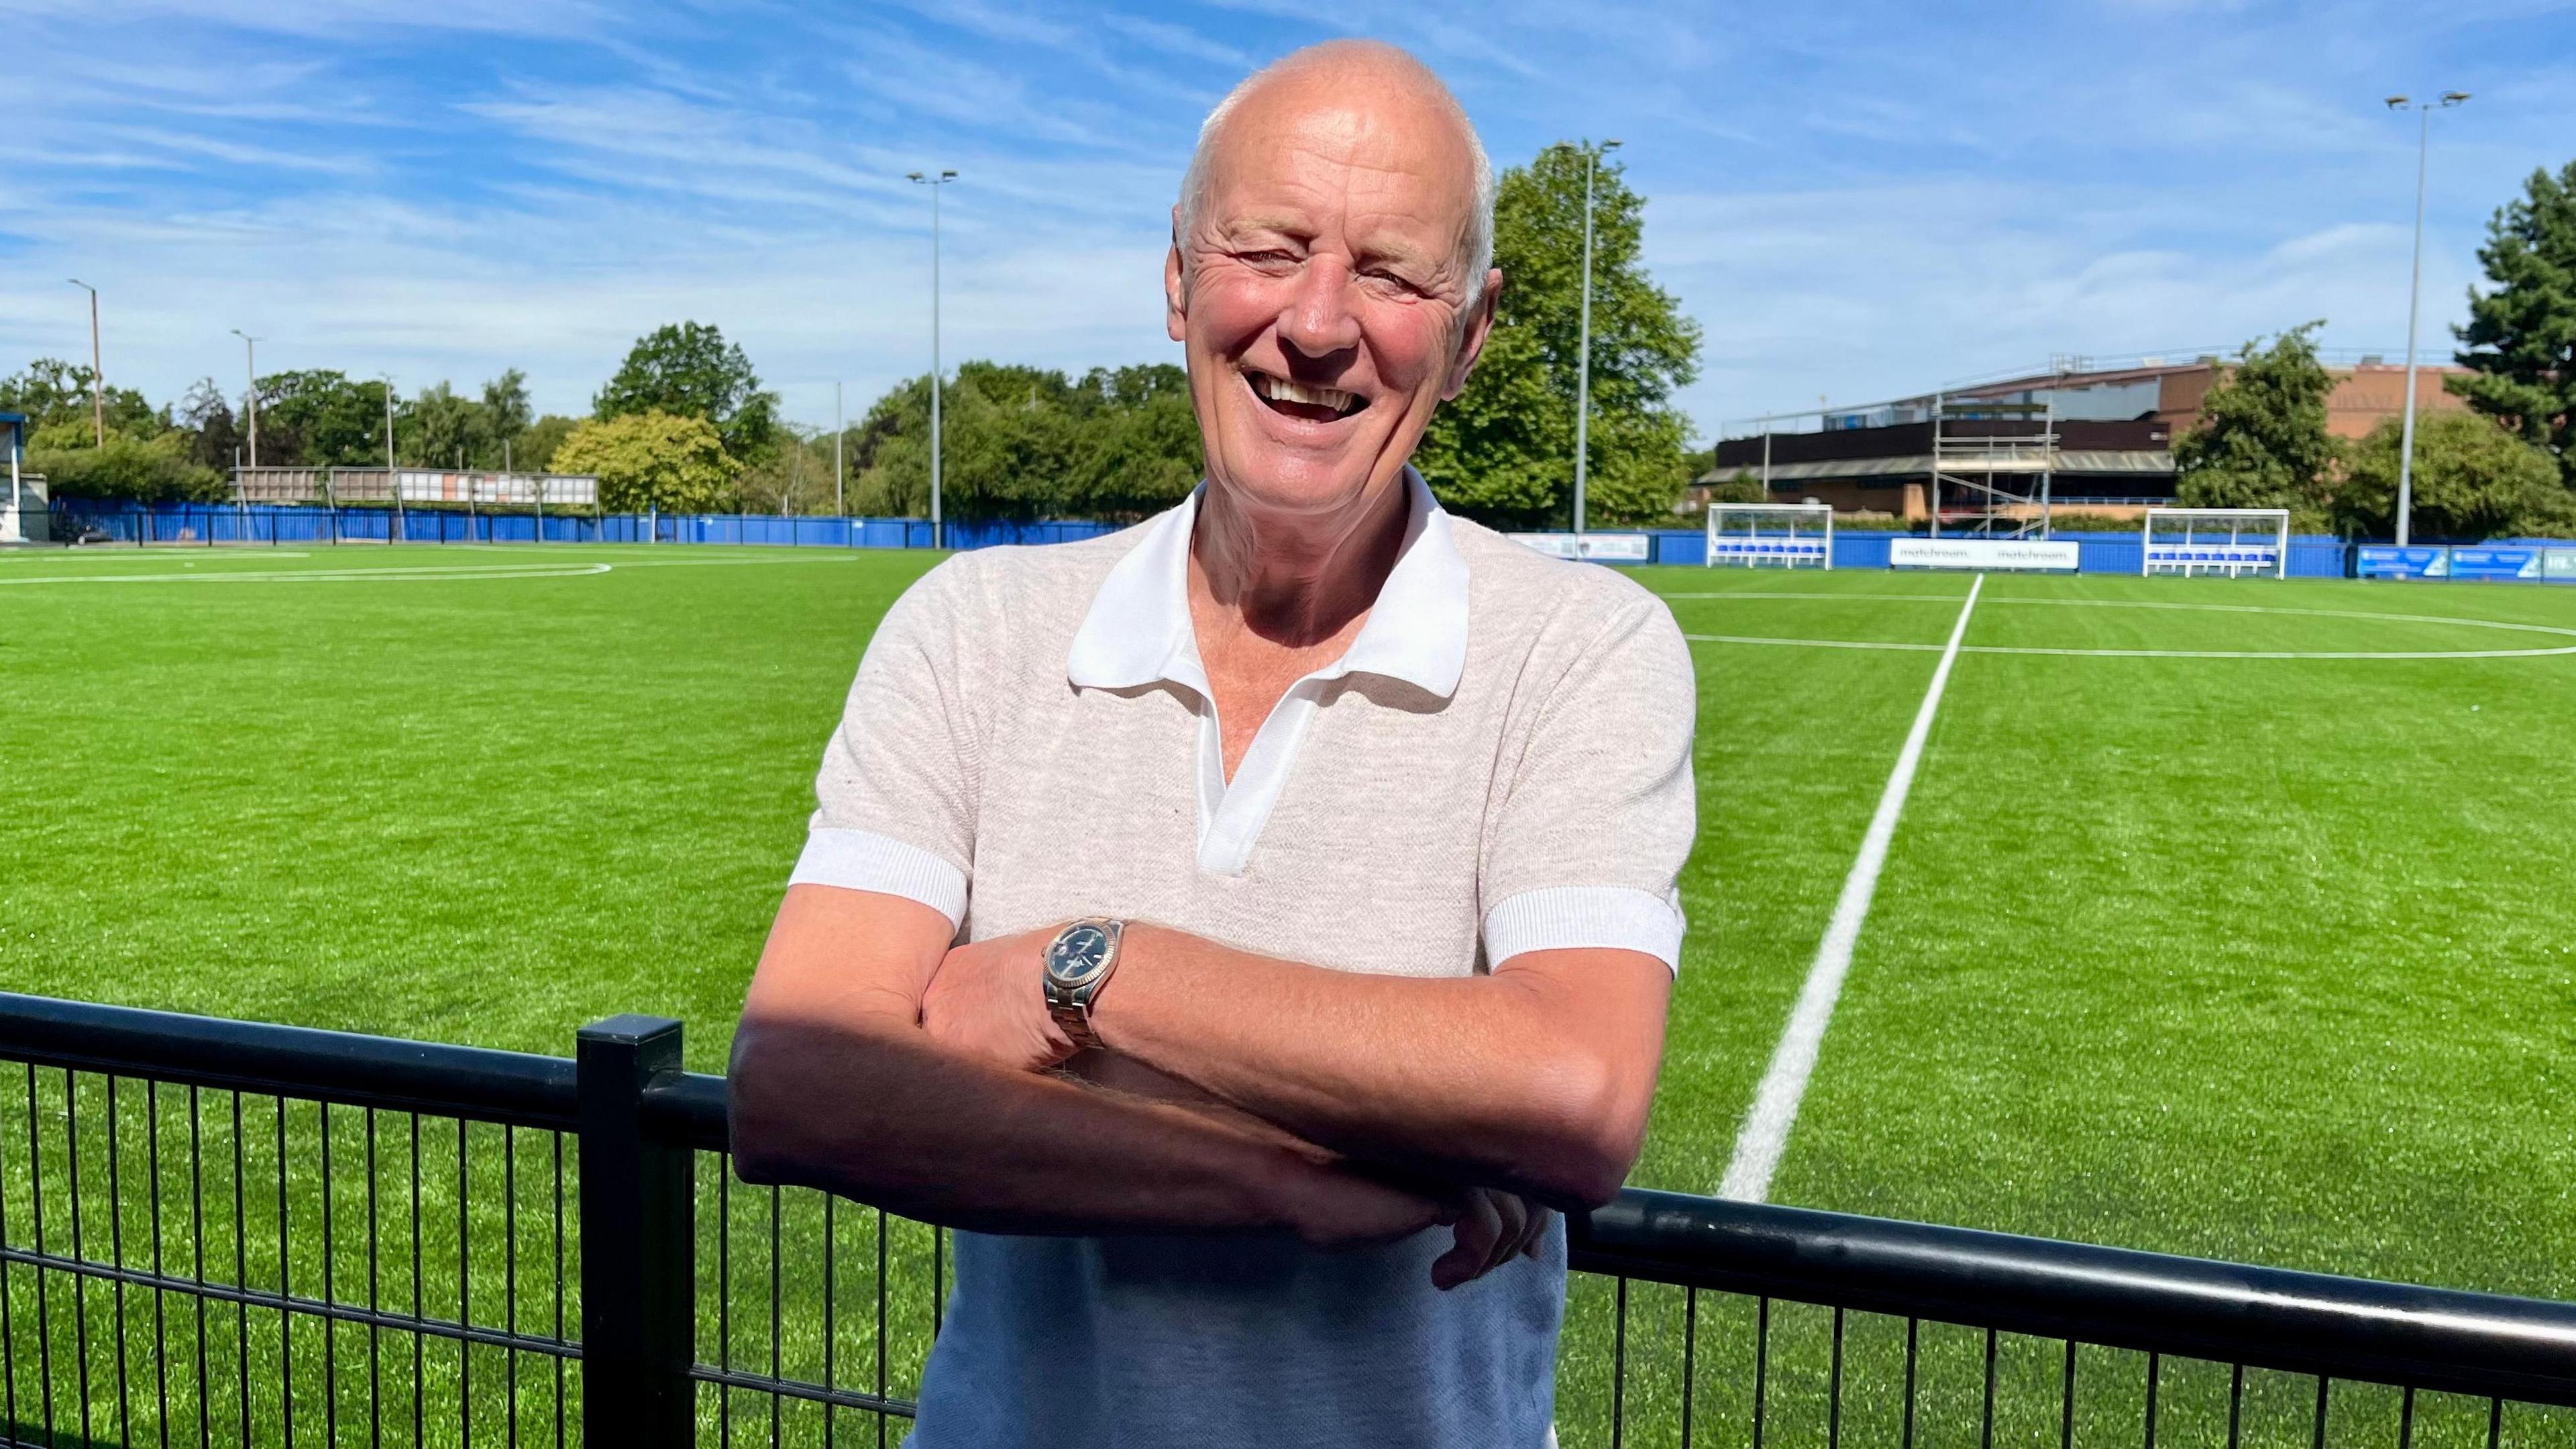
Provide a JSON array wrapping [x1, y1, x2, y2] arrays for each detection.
[[788, 828, 969, 925], [1483, 886, 1684, 973]]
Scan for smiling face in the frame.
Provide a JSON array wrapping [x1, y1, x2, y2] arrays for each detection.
[[1165, 56, 1500, 527]]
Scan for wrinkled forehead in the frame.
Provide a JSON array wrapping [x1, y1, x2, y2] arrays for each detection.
[[1199, 89, 1477, 252]]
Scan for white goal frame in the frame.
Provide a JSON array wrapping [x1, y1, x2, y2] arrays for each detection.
[[2141, 507, 2289, 580], [1706, 502, 1833, 570]]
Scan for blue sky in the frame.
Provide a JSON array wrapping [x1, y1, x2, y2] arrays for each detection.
[[4, 0, 2572, 441]]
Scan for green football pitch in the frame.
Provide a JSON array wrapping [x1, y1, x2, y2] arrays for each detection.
[[4, 541, 2572, 1309]]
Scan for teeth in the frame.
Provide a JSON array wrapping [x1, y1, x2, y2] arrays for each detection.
[[1251, 372, 1361, 415]]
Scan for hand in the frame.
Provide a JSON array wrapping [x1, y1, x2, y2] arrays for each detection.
[[1429, 1187, 1552, 1291], [922, 926, 1079, 1073], [1273, 1158, 1456, 1250]]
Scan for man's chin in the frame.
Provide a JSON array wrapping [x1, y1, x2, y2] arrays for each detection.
[[1208, 437, 1408, 519], [1208, 462, 1386, 519]]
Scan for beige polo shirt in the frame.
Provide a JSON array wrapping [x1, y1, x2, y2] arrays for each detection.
[[788, 469, 1697, 1447], [794, 470, 1696, 973]]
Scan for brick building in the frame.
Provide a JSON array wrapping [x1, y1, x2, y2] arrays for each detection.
[[1701, 356, 2469, 524]]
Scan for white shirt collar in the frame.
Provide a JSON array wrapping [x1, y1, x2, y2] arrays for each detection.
[[1066, 466, 1469, 700]]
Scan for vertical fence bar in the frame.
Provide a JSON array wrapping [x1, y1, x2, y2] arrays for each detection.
[[2063, 1341, 2078, 1449], [1752, 1297, 1768, 1449], [2145, 1351, 2161, 1449], [1, 1065, 19, 1444], [1612, 1276, 1628, 1449], [1680, 1288, 1697, 1449], [1904, 1318, 1919, 1449], [576, 1016, 694, 1449]]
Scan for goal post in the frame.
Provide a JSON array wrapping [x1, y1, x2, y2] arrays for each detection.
[[1706, 502, 1833, 570], [2142, 507, 2290, 580]]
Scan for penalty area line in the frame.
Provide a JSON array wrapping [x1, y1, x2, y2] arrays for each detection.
[[1718, 572, 1984, 1203]]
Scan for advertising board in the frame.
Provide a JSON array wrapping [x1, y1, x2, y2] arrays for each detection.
[[1887, 537, 2080, 572], [2545, 548, 2576, 582], [2355, 546, 2449, 580], [1510, 533, 1652, 562], [2447, 547, 2542, 582]]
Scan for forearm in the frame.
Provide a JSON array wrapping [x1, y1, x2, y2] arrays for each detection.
[[731, 885, 1439, 1241], [1089, 926, 1668, 1208], [729, 1008, 1433, 1239]]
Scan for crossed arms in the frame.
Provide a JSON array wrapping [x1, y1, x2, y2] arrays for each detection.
[[728, 884, 1672, 1284]]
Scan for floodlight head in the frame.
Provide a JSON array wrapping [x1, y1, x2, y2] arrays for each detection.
[[907, 170, 924, 181], [68, 277, 91, 290], [1602, 139, 1623, 150], [2441, 91, 2470, 104], [941, 169, 957, 179], [2384, 95, 2408, 108]]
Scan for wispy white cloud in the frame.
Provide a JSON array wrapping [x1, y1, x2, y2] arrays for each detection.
[[0, 0, 2569, 441]]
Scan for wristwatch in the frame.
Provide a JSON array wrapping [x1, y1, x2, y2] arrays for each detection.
[[1040, 918, 1126, 1051]]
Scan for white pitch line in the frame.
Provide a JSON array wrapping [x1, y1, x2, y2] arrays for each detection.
[[0, 562, 611, 586], [1719, 574, 1984, 1203]]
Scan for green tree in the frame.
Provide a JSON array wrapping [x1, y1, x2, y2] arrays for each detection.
[[174, 378, 243, 470], [551, 411, 733, 512], [515, 415, 581, 474], [1415, 142, 1701, 529], [407, 381, 491, 470], [27, 433, 224, 502], [1, 358, 158, 440], [848, 362, 1201, 524], [2337, 409, 2574, 539], [482, 369, 533, 442], [2174, 322, 2340, 527], [258, 371, 394, 467], [595, 323, 779, 466], [2451, 158, 2576, 487], [1065, 364, 1201, 519]]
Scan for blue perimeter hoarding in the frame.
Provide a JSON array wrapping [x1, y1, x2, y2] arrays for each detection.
[[2356, 546, 2450, 580], [2449, 546, 2544, 581]]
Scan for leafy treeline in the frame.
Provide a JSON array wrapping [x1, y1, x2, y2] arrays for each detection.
[[2176, 157, 2576, 539], [1418, 142, 1700, 529], [12, 136, 1712, 523]]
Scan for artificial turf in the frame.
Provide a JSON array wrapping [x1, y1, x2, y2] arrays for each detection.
[[5, 542, 2574, 1446]]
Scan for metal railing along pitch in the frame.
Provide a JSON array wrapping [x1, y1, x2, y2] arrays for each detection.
[[3, 991, 2572, 1448]]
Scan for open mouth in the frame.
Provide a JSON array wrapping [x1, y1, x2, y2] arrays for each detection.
[[1243, 368, 1366, 424]]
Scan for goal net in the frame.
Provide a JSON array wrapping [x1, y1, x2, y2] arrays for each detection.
[[2142, 507, 2289, 579], [1706, 502, 1833, 570]]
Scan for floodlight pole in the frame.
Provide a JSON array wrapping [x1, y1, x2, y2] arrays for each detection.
[[834, 380, 845, 517], [1572, 139, 1621, 538], [910, 168, 958, 549], [68, 279, 103, 446], [2387, 91, 2468, 549], [231, 329, 261, 469], [382, 374, 400, 545]]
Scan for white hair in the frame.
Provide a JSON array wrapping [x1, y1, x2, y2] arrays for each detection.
[[1176, 42, 1497, 307]]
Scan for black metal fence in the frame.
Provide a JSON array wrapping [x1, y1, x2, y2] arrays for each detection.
[[3, 991, 2571, 1448]]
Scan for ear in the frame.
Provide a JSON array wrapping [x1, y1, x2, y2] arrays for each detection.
[[1165, 207, 1189, 343], [1442, 269, 1505, 401]]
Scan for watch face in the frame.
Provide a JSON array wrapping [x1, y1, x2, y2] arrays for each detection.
[[1046, 923, 1112, 985]]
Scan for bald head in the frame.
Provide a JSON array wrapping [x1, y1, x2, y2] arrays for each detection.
[[1177, 40, 1495, 305]]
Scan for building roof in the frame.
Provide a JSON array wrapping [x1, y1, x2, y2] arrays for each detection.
[[1701, 449, 2175, 485]]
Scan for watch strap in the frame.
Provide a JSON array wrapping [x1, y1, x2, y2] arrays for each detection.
[[1043, 918, 1123, 1051]]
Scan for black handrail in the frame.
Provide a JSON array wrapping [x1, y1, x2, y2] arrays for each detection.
[[7, 990, 2574, 1408], [0, 990, 578, 1129], [1576, 1189, 2576, 1406]]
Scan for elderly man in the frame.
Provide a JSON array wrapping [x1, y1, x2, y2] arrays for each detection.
[[730, 38, 1695, 1448]]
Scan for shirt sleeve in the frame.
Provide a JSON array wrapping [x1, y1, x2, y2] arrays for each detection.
[[786, 559, 987, 926], [1480, 594, 1699, 971]]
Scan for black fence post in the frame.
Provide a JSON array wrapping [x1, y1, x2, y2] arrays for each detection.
[[578, 1015, 696, 1446]]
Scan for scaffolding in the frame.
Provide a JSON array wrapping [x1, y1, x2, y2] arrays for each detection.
[[1927, 392, 2060, 539]]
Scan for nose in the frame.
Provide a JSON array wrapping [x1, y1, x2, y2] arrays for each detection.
[[1277, 254, 1362, 362]]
